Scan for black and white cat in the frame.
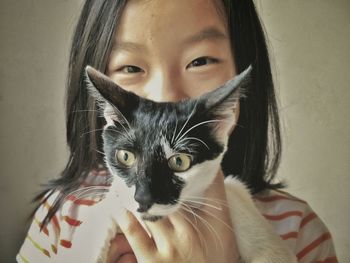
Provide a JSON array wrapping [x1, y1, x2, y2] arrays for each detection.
[[54, 66, 296, 262]]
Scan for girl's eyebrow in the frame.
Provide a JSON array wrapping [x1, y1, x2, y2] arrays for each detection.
[[183, 27, 228, 46], [112, 41, 147, 53], [112, 27, 227, 53]]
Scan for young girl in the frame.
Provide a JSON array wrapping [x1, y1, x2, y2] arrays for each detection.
[[17, 0, 338, 262]]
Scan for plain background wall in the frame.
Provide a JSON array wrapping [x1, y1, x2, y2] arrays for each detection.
[[0, 0, 349, 262]]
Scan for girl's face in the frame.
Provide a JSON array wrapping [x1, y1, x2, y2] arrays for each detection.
[[107, 0, 237, 102]]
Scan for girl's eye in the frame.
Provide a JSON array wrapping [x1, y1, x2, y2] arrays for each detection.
[[186, 57, 219, 69], [117, 65, 144, 74], [115, 149, 136, 167], [168, 153, 192, 172]]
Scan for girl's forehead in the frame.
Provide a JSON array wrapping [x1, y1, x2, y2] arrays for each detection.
[[114, 0, 227, 51]]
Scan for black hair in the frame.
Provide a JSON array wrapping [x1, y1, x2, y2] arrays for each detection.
[[34, 0, 283, 226], [221, 0, 282, 192]]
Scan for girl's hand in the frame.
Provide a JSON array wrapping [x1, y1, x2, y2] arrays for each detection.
[[107, 233, 136, 263], [108, 170, 239, 263]]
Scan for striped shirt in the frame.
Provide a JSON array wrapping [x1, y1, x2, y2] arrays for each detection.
[[17, 169, 338, 262]]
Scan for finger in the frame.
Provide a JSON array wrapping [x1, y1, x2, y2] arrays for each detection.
[[115, 208, 156, 259], [117, 253, 137, 263], [107, 234, 133, 263], [169, 210, 196, 242], [144, 216, 174, 251]]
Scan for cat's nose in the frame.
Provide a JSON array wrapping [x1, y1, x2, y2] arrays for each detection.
[[134, 185, 154, 212], [137, 203, 152, 213]]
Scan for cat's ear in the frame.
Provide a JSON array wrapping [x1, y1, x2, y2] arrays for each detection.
[[197, 65, 252, 139], [85, 66, 140, 126]]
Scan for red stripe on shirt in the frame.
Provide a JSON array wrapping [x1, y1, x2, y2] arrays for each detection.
[[263, 210, 303, 221], [275, 190, 307, 203], [300, 212, 317, 228], [60, 239, 72, 248], [255, 195, 306, 204], [51, 214, 61, 234], [63, 215, 82, 227], [314, 256, 338, 263], [66, 195, 99, 206], [44, 201, 61, 234], [297, 232, 332, 260], [280, 231, 298, 240], [34, 217, 49, 236]]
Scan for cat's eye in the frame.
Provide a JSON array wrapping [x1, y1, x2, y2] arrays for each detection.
[[117, 65, 144, 74], [115, 150, 136, 167], [186, 56, 219, 69], [168, 154, 192, 172]]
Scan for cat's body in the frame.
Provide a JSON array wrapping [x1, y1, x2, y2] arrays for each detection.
[[53, 66, 297, 262]]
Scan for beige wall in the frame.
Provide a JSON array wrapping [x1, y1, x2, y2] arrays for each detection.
[[0, 0, 82, 261], [255, 1, 350, 261], [0, 0, 349, 262]]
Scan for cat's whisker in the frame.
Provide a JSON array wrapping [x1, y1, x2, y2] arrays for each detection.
[[173, 141, 198, 154], [105, 176, 114, 184], [176, 206, 209, 257], [67, 186, 109, 196], [182, 202, 223, 252], [171, 114, 179, 145], [108, 129, 134, 143], [177, 200, 198, 225], [115, 109, 132, 131], [176, 119, 224, 143], [174, 101, 198, 143], [175, 136, 210, 150], [65, 187, 108, 215], [184, 195, 230, 205], [177, 203, 208, 253], [108, 119, 134, 143], [93, 148, 105, 156], [180, 202, 214, 236], [73, 188, 108, 200], [71, 192, 106, 206], [111, 106, 134, 141], [72, 110, 99, 113], [80, 126, 132, 143], [182, 199, 222, 211], [75, 192, 106, 202], [185, 203, 234, 233], [80, 128, 105, 137], [175, 210, 197, 256], [184, 195, 230, 207], [66, 186, 109, 201]]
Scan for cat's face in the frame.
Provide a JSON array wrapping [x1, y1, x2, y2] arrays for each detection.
[[85, 66, 251, 221]]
